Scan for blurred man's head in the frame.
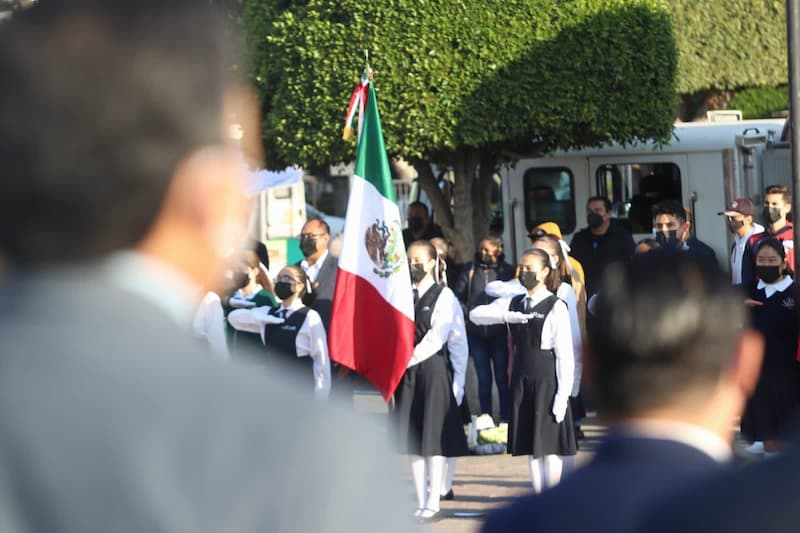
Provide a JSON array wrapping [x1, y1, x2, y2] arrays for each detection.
[[652, 201, 690, 248], [588, 251, 763, 440], [406, 202, 431, 236], [0, 1, 253, 290]]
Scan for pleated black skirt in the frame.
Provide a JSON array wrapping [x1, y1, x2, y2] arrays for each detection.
[[508, 371, 577, 458], [393, 354, 469, 457]]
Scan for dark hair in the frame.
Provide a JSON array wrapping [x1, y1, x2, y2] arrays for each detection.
[[407, 201, 429, 215], [754, 237, 793, 277], [531, 234, 571, 285], [521, 248, 561, 293], [285, 265, 317, 307], [0, 1, 235, 264], [479, 233, 504, 251], [408, 240, 436, 260], [765, 184, 792, 204], [635, 238, 661, 253], [303, 216, 331, 236], [589, 250, 745, 417], [587, 196, 612, 213], [652, 200, 687, 224]]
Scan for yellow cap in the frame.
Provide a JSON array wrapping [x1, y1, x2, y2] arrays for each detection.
[[530, 221, 563, 240]]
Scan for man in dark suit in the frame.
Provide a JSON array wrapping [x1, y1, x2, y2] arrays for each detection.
[[0, 2, 413, 532], [297, 216, 338, 331], [637, 428, 800, 533], [482, 251, 764, 533]]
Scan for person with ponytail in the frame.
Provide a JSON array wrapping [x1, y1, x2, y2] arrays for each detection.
[[470, 248, 576, 493], [741, 237, 800, 453], [228, 265, 331, 399], [395, 240, 469, 522]]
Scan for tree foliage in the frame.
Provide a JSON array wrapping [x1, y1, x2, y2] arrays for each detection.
[[728, 85, 788, 119], [671, 0, 787, 94], [245, 0, 677, 259]]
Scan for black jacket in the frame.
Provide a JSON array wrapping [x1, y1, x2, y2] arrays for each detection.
[[570, 224, 635, 297], [454, 255, 515, 338]]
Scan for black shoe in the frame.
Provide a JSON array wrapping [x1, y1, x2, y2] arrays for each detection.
[[441, 489, 454, 501]]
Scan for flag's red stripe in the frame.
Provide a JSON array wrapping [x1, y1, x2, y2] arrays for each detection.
[[328, 268, 414, 401]]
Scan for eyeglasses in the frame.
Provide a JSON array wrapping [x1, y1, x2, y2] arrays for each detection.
[[299, 233, 326, 240], [276, 275, 300, 283]]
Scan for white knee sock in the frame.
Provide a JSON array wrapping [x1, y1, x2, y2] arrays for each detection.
[[528, 456, 544, 494], [559, 454, 575, 479], [425, 456, 445, 511], [410, 455, 427, 510], [442, 457, 457, 494], [544, 454, 564, 488]]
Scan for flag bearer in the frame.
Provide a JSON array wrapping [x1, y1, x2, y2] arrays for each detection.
[[394, 240, 468, 522]]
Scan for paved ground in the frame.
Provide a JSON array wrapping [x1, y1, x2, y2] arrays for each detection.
[[354, 389, 607, 532]]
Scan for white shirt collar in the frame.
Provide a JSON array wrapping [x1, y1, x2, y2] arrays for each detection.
[[235, 284, 264, 300], [103, 251, 202, 327], [757, 275, 793, 298], [526, 284, 554, 306], [281, 298, 305, 312], [415, 276, 436, 298], [301, 250, 329, 272], [617, 419, 732, 463]]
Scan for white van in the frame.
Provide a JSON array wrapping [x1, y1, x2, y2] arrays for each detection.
[[500, 118, 787, 267]]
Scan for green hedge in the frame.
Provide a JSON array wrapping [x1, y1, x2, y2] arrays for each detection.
[[245, 0, 677, 168], [671, 1, 787, 94], [729, 85, 788, 119]]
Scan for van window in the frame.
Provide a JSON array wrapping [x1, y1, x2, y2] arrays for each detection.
[[595, 162, 682, 234], [523, 167, 576, 234]]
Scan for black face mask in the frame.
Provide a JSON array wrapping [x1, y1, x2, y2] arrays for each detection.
[[726, 218, 745, 234], [655, 230, 681, 248], [480, 253, 495, 266], [300, 237, 317, 258], [587, 213, 604, 229], [764, 206, 783, 224], [519, 271, 539, 290], [408, 216, 424, 233], [756, 265, 782, 284], [409, 263, 427, 283], [274, 281, 295, 300]]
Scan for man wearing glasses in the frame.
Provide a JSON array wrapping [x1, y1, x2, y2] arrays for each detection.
[[297, 216, 337, 331]]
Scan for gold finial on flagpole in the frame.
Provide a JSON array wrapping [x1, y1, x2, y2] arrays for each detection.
[[364, 49, 374, 80]]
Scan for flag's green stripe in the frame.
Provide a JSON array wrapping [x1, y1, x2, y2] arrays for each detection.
[[353, 83, 395, 203]]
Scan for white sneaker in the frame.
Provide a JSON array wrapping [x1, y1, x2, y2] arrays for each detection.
[[745, 441, 765, 455]]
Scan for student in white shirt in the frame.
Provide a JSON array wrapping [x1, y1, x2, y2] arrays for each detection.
[[228, 265, 331, 399], [192, 291, 229, 358], [470, 248, 576, 493], [394, 240, 468, 522]]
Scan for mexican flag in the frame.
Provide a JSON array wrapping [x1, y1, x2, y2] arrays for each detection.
[[329, 81, 415, 401]]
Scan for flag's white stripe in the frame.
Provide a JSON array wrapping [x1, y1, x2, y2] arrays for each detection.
[[337, 175, 414, 321]]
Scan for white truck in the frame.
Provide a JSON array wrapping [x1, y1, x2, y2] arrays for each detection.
[[500, 116, 790, 268]]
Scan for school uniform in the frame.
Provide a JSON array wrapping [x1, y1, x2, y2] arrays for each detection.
[[745, 222, 795, 280], [394, 279, 469, 457], [228, 300, 331, 399], [740, 276, 800, 441], [471, 286, 576, 458]]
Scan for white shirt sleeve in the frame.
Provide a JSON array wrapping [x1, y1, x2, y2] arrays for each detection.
[[409, 287, 458, 367], [295, 309, 332, 400], [227, 306, 275, 333], [468, 297, 512, 325], [447, 296, 468, 393], [192, 292, 229, 358], [558, 284, 583, 396], [541, 299, 575, 399]]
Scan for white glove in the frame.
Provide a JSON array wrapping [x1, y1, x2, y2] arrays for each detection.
[[229, 297, 257, 309], [503, 311, 533, 324], [485, 279, 527, 299], [452, 382, 464, 406], [552, 394, 569, 423], [259, 314, 286, 325]]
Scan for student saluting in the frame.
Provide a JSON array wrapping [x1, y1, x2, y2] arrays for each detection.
[[470, 248, 576, 493], [228, 265, 331, 399], [394, 240, 468, 522]]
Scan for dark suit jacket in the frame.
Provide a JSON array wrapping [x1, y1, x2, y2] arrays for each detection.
[[298, 253, 338, 331], [685, 236, 718, 264], [638, 439, 800, 533], [0, 268, 412, 533], [482, 434, 722, 533]]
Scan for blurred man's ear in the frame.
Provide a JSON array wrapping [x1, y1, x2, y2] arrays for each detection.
[[726, 328, 765, 399], [223, 82, 264, 170]]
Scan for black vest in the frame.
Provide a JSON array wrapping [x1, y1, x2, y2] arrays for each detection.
[[508, 293, 559, 377], [414, 284, 445, 348], [264, 306, 313, 372]]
